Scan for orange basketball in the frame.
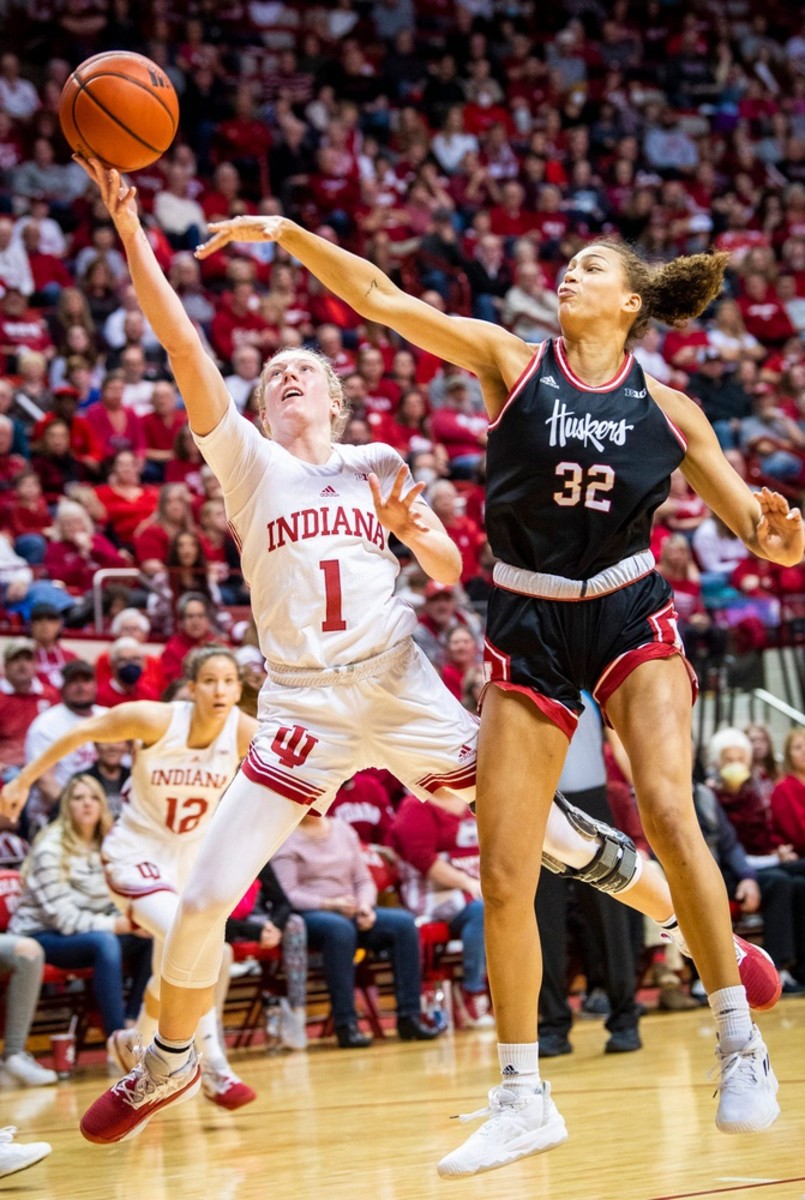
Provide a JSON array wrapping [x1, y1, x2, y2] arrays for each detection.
[[59, 51, 179, 172]]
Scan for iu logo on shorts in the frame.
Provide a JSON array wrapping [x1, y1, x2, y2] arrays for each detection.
[[271, 724, 318, 769]]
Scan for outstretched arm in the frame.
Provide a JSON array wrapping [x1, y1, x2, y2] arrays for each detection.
[[76, 157, 229, 436], [0, 702, 170, 822], [649, 377, 804, 567], [196, 216, 532, 416], [369, 465, 461, 584]]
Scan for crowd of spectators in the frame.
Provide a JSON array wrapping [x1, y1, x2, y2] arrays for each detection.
[[3, 0, 805, 1059], [0, 3, 802, 663]]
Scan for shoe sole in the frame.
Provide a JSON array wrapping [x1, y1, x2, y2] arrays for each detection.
[[716, 1100, 781, 1134], [80, 1066, 202, 1144], [436, 1114, 568, 1178], [716, 1069, 780, 1134]]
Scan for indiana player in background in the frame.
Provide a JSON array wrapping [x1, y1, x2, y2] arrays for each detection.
[[3, 646, 258, 1111], [187, 216, 803, 1176], [61, 161, 786, 1154]]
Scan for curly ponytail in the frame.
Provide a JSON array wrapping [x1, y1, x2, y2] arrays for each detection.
[[594, 240, 730, 341]]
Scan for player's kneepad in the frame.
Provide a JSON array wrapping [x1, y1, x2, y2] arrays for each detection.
[[541, 791, 642, 895]]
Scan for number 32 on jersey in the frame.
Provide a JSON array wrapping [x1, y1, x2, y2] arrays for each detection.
[[553, 462, 615, 512]]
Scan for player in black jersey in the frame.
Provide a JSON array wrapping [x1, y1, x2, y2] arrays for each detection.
[[196, 219, 803, 1175]]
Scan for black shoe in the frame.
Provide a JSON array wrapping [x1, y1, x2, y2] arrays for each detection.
[[604, 1028, 642, 1054], [397, 1015, 440, 1041], [335, 1023, 373, 1049], [539, 1032, 573, 1057]]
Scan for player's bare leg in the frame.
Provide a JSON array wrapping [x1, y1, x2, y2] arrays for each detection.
[[607, 658, 779, 1134], [438, 689, 570, 1178], [81, 775, 304, 1143]]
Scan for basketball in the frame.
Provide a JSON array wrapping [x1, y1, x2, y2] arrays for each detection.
[[59, 51, 179, 172]]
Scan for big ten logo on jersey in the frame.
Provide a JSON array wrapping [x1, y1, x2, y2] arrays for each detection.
[[271, 724, 318, 769]]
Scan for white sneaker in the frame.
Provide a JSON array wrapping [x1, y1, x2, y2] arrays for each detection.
[[0, 1127, 51, 1178], [279, 998, 308, 1051], [0, 1053, 57, 1088], [107, 1029, 142, 1076], [437, 1082, 568, 1178], [713, 1025, 780, 1133]]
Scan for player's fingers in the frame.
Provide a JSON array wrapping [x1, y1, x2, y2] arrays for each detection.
[[195, 233, 227, 260], [386, 465, 406, 498], [367, 472, 385, 509], [402, 480, 427, 506]]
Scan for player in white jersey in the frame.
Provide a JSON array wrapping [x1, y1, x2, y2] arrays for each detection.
[[51, 160, 778, 1148], [3, 646, 259, 1111]]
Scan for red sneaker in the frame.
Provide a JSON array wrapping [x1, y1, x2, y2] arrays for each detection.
[[80, 1054, 201, 1144], [734, 936, 781, 1012], [455, 987, 496, 1030], [200, 1066, 256, 1110]]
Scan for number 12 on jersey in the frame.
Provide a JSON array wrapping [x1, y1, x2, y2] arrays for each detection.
[[553, 462, 615, 512], [319, 559, 347, 632]]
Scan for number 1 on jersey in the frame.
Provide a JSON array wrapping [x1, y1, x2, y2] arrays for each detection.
[[320, 559, 347, 632]]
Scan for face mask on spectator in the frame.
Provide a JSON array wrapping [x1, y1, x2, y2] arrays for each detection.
[[413, 467, 438, 485], [719, 761, 751, 791], [117, 663, 143, 686]]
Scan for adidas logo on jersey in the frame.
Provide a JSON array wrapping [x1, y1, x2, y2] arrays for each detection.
[[540, 375, 560, 388], [320, 485, 339, 497], [458, 743, 474, 762]]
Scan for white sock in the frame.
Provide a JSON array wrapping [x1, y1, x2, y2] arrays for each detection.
[[194, 1006, 228, 1071], [147, 1032, 193, 1077], [498, 1043, 540, 1096], [709, 985, 753, 1054], [659, 914, 691, 958]]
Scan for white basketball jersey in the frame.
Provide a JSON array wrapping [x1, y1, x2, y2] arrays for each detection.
[[119, 701, 241, 845], [194, 399, 418, 670]]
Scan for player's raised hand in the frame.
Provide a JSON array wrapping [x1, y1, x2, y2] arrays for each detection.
[[756, 487, 804, 566], [368, 466, 428, 540], [195, 215, 287, 260], [0, 775, 30, 823], [73, 155, 141, 241]]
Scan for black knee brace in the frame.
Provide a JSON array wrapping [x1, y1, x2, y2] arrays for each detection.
[[541, 791, 642, 895]]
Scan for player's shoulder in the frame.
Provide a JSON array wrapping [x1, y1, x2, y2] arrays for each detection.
[[338, 440, 405, 475]]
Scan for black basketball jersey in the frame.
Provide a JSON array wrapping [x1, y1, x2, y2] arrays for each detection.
[[485, 338, 686, 578]]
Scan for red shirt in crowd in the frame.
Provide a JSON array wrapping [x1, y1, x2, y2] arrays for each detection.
[[390, 794, 480, 919], [430, 408, 488, 463], [43, 535, 128, 594], [94, 650, 164, 697], [161, 630, 219, 682], [142, 410, 187, 454], [0, 678, 58, 768], [84, 403, 145, 459], [32, 411, 104, 467], [710, 778, 782, 856], [210, 300, 274, 363], [0, 305, 53, 356], [444, 514, 485, 585], [770, 775, 805, 857], [329, 771, 395, 844], [96, 675, 163, 707], [94, 484, 159, 547], [738, 291, 796, 347]]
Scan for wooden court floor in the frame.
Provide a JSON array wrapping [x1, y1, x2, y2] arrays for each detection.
[[7, 1000, 805, 1200]]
